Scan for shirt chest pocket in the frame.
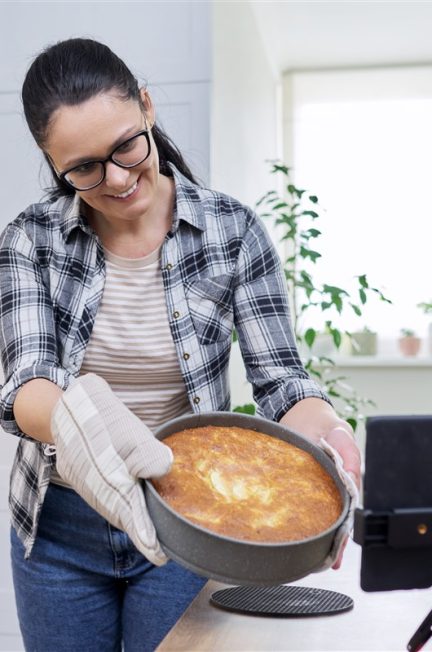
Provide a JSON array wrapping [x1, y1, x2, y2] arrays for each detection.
[[185, 274, 234, 345]]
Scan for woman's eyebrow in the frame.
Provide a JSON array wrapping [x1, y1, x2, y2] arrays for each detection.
[[63, 125, 141, 168]]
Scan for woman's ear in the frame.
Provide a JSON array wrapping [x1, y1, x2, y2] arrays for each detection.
[[139, 88, 155, 129]]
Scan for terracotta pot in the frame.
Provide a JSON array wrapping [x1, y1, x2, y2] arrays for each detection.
[[398, 336, 421, 357]]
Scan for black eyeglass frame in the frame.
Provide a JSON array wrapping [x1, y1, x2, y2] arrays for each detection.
[[57, 129, 152, 191]]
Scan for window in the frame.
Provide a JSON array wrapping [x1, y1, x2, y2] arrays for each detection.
[[284, 67, 432, 343]]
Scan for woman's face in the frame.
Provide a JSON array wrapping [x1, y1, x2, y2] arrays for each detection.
[[44, 91, 163, 227]]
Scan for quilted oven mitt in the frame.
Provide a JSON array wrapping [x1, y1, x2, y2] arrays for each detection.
[[50, 373, 173, 565]]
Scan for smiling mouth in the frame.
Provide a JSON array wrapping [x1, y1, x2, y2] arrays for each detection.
[[110, 180, 138, 200]]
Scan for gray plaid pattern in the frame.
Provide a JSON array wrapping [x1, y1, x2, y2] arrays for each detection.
[[0, 164, 328, 557]]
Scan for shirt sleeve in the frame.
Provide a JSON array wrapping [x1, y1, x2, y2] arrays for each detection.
[[0, 222, 74, 437], [233, 209, 331, 422]]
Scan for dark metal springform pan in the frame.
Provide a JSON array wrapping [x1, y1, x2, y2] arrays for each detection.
[[144, 412, 349, 586]]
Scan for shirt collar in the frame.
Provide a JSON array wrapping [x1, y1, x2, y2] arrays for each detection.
[[59, 193, 94, 240], [169, 163, 206, 233], [58, 163, 206, 240]]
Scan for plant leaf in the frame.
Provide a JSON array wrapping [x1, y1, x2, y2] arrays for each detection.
[[304, 328, 317, 348], [233, 403, 256, 415], [350, 303, 362, 316], [330, 328, 342, 348], [357, 274, 368, 288]]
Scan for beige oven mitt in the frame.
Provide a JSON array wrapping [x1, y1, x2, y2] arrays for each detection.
[[50, 373, 173, 566], [313, 438, 360, 572]]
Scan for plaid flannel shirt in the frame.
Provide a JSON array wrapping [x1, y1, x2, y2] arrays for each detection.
[[0, 164, 328, 557]]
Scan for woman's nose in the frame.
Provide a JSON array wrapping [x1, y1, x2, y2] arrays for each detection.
[[104, 161, 131, 190]]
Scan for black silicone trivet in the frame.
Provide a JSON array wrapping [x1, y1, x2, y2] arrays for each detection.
[[210, 585, 354, 617]]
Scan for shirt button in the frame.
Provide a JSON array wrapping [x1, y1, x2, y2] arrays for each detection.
[[183, 352, 190, 360], [193, 396, 200, 405], [165, 263, 173, 271], [173, 311, 180, 319]]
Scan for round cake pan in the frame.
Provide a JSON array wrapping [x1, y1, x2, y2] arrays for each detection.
[[144, 411, 349, 586]]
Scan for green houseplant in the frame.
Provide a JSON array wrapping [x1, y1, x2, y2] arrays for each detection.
[[237, 163, 391, 430]]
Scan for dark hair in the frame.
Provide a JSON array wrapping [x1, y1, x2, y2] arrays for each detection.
[[21, 37, 198, 197]]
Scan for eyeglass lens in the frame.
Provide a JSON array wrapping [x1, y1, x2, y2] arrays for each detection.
[[65, 133, 150, 190]]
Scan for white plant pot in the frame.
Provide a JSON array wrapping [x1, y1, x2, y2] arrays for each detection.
[[350, 331, 377, 356]]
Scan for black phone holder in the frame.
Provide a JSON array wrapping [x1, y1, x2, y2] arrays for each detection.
[[354, 506, 432, 589], [353, 415, 432, 650]]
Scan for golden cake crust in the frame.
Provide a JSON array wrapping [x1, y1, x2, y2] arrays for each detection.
[[151, 425, 342, 543]]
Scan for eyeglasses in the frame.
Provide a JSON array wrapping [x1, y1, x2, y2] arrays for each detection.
[[57, 129, 152, 191]]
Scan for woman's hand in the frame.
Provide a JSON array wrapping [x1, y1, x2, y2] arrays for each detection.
[[279, 397, 361, 569], [279, 397, 361, 487]]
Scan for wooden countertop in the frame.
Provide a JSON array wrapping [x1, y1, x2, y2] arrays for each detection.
[[157, 540, 432, 651]]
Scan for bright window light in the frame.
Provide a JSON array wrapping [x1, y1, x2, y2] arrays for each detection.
[[287, 68, 432, 341]]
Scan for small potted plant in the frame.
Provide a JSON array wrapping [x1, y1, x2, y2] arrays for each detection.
[[398, 328, 421, 357], [349, 326, 377, 356]]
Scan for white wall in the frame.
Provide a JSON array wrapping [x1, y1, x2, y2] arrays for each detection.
[[212, 1, 282, 410], [211, 1, 280, 207]]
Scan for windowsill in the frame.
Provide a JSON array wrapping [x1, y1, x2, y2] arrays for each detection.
[[331, 355, 432, 368]]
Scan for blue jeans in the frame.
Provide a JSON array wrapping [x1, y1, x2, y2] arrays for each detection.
[[10, 483, 206, 652]]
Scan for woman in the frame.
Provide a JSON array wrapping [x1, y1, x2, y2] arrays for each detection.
[[0, 38, 360, 651]]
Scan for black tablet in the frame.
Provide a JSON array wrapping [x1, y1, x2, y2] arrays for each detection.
[[354, 415, 432, 592]]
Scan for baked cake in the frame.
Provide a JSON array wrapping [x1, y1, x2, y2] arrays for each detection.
[[151, 425, 342, 543]]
